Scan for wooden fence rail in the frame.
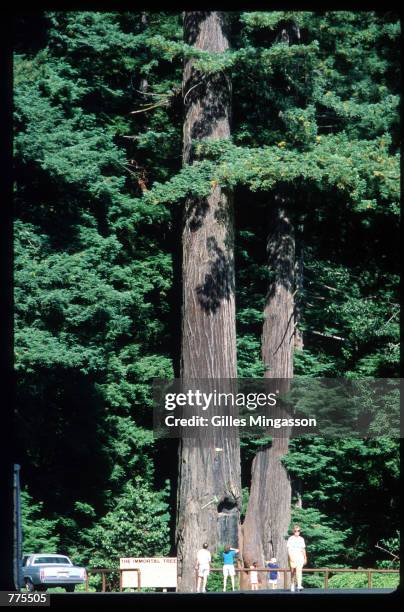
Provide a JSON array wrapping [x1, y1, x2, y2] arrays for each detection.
[[84, 566, 398, 592]]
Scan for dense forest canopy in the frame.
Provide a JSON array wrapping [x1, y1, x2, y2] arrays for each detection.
[[14, 10, 399, 586]]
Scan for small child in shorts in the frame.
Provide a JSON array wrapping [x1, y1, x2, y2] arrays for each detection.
[[250, 562, 258, 590], [266, 557, 279, 589]]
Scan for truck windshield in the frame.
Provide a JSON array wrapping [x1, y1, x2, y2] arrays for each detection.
[[33, 557, 71, 564]]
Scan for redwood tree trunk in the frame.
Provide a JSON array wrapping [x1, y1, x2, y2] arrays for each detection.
[[294, 239, 304, 351], [176, 12, 241, 593], [241, 201, 295, 588], [241, 18, 301, 588]]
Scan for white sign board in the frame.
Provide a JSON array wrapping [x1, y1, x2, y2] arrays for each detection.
[[120, 557, 177, 589]]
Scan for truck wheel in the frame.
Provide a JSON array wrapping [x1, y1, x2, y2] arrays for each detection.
[[25, 579, 34, 592], [65, 585, 75, 593]]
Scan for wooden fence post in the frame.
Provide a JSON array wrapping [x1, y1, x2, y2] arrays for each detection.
[[79, 565, 397, 593]]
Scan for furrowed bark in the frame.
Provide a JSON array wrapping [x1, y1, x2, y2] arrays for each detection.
[[176, 11, 241, 593], [241, 18, 301, 588], [241, 201, 295, 588], [294, 241, 304, 351]]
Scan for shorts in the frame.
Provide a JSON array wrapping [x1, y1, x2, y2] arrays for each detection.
[[289, 554, 304, 569], [267, 578, 277, 585], [198, 566, 210, 578], [223, 564, 235, 577]]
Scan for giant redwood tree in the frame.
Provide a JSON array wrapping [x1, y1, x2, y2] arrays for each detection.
[[241, 200, 295, 585], [240, 19, 302, 585], [176, 12, 242, 592]]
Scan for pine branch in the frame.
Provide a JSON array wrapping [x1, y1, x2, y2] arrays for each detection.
[[311, 330, 345, 341]]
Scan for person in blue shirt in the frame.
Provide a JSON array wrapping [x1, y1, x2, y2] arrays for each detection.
[[266, 557, 279, 590], [222, 545, 239, 592]]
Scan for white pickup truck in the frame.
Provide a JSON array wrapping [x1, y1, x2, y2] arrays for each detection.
[[22, 554, 87, 592]]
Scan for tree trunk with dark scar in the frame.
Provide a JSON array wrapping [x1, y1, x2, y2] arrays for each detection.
[[176, 11, 241, 593], [241, 201, 295, 588], [240, 19, 300, 588]]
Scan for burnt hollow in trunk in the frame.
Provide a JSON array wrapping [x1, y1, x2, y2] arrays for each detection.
[[176, 12, 241, 593]]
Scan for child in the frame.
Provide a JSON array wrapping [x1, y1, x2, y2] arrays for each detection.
[[266, 557, 279, 589], [195, 543, 211, 593], [222, 545, 239, 592], [250, 562, 258, 590]]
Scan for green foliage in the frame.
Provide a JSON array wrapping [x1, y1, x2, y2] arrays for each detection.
[[21, 489, 60, 554], [375, 532, 400, 569], [237, 336, 265, 378], [290, 507, 351, 567], [328, 571, 399, 589], [14, 11, 176, 559], [79, 478, 171, 568], [284, 437, 399, 566], [240, 487, 250, 521], [240, 11, 305, 31]]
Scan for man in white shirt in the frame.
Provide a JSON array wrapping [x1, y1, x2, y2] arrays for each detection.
[[195, 543, 211, 592], [287, 525, 307, 592]]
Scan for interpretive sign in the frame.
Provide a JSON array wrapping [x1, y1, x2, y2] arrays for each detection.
[[120, 557, 177, 589]]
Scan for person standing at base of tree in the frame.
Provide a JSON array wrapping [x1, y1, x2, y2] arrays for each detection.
[[287, 525, 307, 592], [265, 557, 279, 589], [195, 543, 211, 593], [249, 562, 259, 590], [222, 545, 239, 592]]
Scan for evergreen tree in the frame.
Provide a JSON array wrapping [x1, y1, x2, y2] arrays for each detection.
[[21, 489, 60, 554]]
